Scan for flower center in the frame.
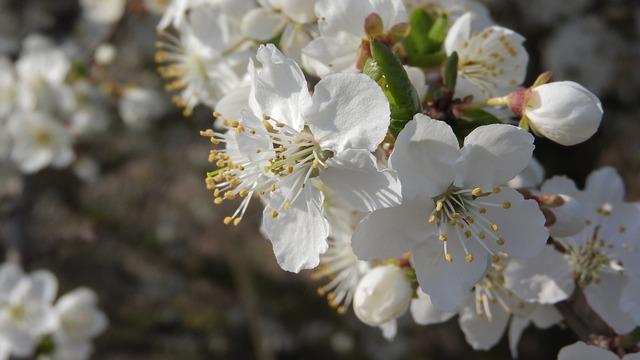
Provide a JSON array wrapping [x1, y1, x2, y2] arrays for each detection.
[[428, 186, 510, 264], [33, 129, 51, 145], [474, 261, 526, 320], [8, 304, 26, 322], [201, 114, 332, 226]]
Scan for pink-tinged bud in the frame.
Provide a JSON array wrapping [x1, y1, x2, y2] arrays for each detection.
[[388, 22, 410, 42], [507, 89, 531, 118], [353, 265, 412, 326], [523, 81, 603, 146], [364, 13, 384, 37]]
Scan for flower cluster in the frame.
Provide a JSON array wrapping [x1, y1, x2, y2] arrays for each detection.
[[154, 0, 637, 358], [0, 35, 112, 174], [0, 261, 107, 360]]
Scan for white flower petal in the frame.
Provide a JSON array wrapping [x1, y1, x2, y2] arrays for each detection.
[[0, 325, 35, 357], [215, 86, 251, 123], [320, 150, 402, 212], [262, 186, 329, 273], [583, 166, 625, 209], [444, 13, 472, 55], [583, 273, 636, 335], [352, 201, 434, 261], [508, 316, 530, 358], [280, 23, 313, 63], [620, 278, 640, 327], [249, 44, 311, 132], [481, 187, 548, 258], [390, 115, 461, 200], [540, 175, 580, 197], [280, 0, 316, 23], [379, 320, 397, 341], [27, 270, 58, 304], [315, 0, 406, 37], [508, 157, 545, 189], [411, 237, 488, 313], [404, 66, 427, 101], [504, 246, 574, 304], [557, 342, 619, 360], [300, 34, 361, 77], [455, 124, 534, 190], [241, 8, 287, 41], [527, 305, 562, 329], [459, 297, 510, 351], [307, 73, 390, 153], [410, 288, 456, 325]]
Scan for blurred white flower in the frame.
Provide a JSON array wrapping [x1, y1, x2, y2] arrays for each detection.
[[302, 0, 407, 77], [156, 2, 253, 115], [118, 86, 167, 130], [50, 288, 107, 360], [543, 17, 620, 95], [8, 112, 75, 174], [0, 263, 57, 358], [80, 0, 127, 25], [353, 115, 547, 312], [353, 265, 412, 327], [558, 341, 640, 360], [203, 45, 400, 272], [444, 13, 528, 102], [94, 43, 117, 66], [520, 81, 603, 146]]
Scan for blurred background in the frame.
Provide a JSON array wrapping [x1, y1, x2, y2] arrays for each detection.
[[0, 0, 639, 358]]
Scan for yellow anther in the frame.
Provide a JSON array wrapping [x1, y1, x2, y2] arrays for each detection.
[[316, 287, 325, 296], [502, 201, 511, 209], [465, 215, 475, 224], [465, 253, 475, 263], [262, 114, 271, 120], [270, 183, 277, 192], [223, 217, 233, 225], [436, 201, 444, 211], [239, 189, 249, 197], [439, 234, 447, 242], [451, 212, 460, 219], [493, 187, 501, 193], [491, 224, 499, 232], [214, 197, 223, 204], [287, 165, 294, 173], [283, 202, 290, 211], [233, 218, 242, 226], [213, 111, 222, 118], [479, 232, 486, 239], [428, 215, 437, 224], [224, 191, 236, 200], [472, 188, 482, 197], [479, 207, 487, 214], [271, 210, 279, 218], [445, 254, 454, 262], [464, 230, 472, 238], [492, 254, 501, 263], [496, 237, 505, 246]]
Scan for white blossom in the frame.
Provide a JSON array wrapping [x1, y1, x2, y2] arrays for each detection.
[[118, 86, 167, 131], [444, 13, 528, 102], [79, 0, 127, 25], [202, 44, 401, 272], [302, 0, 407, 77], [353, 114, 547, 312]]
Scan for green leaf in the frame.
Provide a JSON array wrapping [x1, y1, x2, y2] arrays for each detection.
[[369, 39, 422, 136], [443, 51, 458, 92], [455, 109, 503, 138], [403, 10, 448, 68], [426, 15, 448, 51]]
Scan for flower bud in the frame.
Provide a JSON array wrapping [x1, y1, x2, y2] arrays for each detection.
[[543, 194, 586, 237], [353, 265, 412, 326], [522, 81, 603, 146]]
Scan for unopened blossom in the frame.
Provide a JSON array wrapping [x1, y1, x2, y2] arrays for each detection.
[[353, 265, 413, 327], [50, 288, 107, 360], [353, 114, 548, 312], [8, 112, 75, 174], [156, 1, 254, 115], [505, 168, 640, 334], [558, 341, 640, 360], [201, 45, 400, 272], [79, 0, 127, 24], [513, 81, 603, 146], [302, 0, 407, 77], [241, 0, 316, 62], [0, 263, 57, 358], [444, 13, 528, 102]]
